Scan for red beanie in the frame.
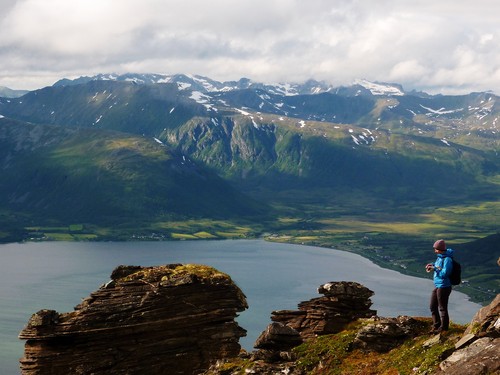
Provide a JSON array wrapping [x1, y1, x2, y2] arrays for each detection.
[[433, 239, 446, 251]]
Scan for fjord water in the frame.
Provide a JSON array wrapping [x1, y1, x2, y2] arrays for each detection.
[[0, 240, 480, 374]]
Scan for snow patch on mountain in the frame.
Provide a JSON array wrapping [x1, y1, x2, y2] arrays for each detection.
[[268, 83, 299, 96], [190, 91, 216, 111], [420, 105, 463, 115], [177, 82, 191, 90], [355, 79, 405, 96]]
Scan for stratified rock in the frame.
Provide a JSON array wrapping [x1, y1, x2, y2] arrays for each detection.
[[254, 322, 303, 350], [19, 264, 248, 375], [353, 316, 427, 353], [438, 337, 500, 374], [267, 281, 376, 341], [464, 293, 500, 337], [437, 293, 500, 374]]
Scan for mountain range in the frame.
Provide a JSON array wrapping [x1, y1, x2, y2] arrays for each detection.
[[0, 73, 498, 302]]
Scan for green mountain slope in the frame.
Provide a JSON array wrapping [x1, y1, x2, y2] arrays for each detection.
[[0, 117, 268, 232], [0, 80, 205, 134], [165, 114, 498, 206]]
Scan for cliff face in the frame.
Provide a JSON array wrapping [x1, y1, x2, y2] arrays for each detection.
[[18, 264, 248, 375]]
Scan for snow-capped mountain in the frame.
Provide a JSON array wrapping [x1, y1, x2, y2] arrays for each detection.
[[353, 79, 405, 96], [53, 73, 374, 97], [4, 72, 499, 138]]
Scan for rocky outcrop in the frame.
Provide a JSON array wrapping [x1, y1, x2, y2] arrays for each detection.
[[464, 293, 500, 337], [353, 315, 427, 352], [254, 322, 303, 351], [251, 281, 376, 362], [19, 264, 248, 375], [268, 281, 376, 340], [437, 293, 500, 374]]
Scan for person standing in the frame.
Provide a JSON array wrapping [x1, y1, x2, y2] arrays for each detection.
[[426, 239, 454, 334]]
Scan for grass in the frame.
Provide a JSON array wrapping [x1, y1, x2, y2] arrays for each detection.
[[192, 231, 218, 239], [7, 173, 499, 304], [171, 233, 198, 240], [214, 319, 468, 375], [263, 192, 500, 304], [22, 219, 258, 242], [294, 330, 358, 374]]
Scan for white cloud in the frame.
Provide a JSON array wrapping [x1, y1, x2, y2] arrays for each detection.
[[0, 0, 499, 95]]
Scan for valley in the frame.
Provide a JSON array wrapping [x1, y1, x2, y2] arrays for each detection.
[[0, 74, 498, 304]]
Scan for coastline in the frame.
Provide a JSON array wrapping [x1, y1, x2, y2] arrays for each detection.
[[1, 234, 492, 305]]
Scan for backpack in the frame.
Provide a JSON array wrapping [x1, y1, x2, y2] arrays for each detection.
[[449, 258, 462, 285]]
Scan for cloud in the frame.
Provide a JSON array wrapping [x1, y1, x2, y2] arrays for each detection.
[[0, 0, 499, 95]]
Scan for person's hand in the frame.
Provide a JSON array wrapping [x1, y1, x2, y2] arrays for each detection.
[[426, 263, 434, 273]]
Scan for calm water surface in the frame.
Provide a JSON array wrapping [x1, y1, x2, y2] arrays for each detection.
[[0, 239, 480, 374]]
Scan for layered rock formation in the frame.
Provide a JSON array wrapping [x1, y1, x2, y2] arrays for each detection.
[[254, 281, 376, 355], [19, 264, 248, 375], [267, 281, 376, 340], [437, 293, 500, 374]]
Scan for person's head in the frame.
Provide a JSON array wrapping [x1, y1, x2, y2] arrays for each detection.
[[433, 239, 446, 253]]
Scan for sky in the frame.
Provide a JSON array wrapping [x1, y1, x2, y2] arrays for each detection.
[[1, 0, 500, 95]]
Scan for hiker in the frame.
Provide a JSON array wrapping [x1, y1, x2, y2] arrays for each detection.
[[425, 239, 453, 333]]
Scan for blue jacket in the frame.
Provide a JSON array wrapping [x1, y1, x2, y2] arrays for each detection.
[[433, 249, 454, 288]]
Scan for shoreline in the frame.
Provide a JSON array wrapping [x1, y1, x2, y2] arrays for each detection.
[[1, 234, 493, 305]]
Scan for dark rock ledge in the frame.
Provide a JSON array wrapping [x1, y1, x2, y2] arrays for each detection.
[[19, 264, 248, 375]]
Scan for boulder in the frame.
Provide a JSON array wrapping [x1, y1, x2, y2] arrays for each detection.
[[19, 264, 248, 375], [353, 316, 427, 353], [438, 337, 500, 374], [254, 322, 303, 351], [437, 293, 500, 375], [464, 293, 500, 337]]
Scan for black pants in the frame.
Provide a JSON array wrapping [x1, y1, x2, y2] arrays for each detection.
[[430, 286, 452, 330]]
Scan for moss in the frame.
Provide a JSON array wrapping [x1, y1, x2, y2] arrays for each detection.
[[120, 264, 232, 284], [468, 321, 482, 335], [287, 320, 467, 375], [293, 324, 361, 374], [203, 357, 253, 375]]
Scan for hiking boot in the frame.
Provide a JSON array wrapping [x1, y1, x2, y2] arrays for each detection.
[[429, 327, 440, 334]]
